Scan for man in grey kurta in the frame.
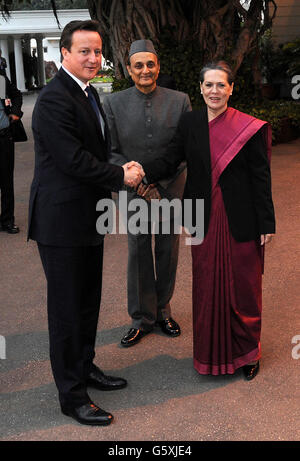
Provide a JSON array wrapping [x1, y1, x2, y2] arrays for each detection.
[[103, 40, 191, 347]]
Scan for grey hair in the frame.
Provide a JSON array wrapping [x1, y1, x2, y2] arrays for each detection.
[[199, 61, 235, 85]]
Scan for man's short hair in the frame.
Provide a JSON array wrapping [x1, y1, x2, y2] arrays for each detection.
[[59, 19, 101, 55]]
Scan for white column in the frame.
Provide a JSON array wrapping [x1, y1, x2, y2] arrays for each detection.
[[0, 38, 11, 79], [14, 37, 26, 92], [36, 35, 46, 87]]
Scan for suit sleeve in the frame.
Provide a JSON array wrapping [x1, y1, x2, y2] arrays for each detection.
[[6, 77, 23, 118], [246, 129, 276, 234], [34, 89, 124, 191], [102, 96, 129, 167], [183, 94, 192, 113]]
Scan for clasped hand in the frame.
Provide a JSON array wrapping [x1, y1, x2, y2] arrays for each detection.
[[260, 234, 274, 245], [122, 161, 145, 188], [5, 99, 20, 121], [136, 183, 161, 201]]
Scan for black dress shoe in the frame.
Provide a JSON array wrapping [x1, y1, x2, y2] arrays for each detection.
[[157, 317, 181, 337], [0, 223, 19, 234], [61, 402, 113, 426], [87, 366, 127, 391], [120, 328, 151, 347], [243, 361, 260, 381]]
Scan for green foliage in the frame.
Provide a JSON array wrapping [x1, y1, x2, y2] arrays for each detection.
[[157, 33, 203, 107], [234, 99, 300, 144], [112, 77, 131, 93], [91, 76, 113, 83], [91, 68, 114, 83], [259, 31, 300, 82], [280, 38, 300, 77], [99, 68, 115, 78], [228, 54, 257, 105]]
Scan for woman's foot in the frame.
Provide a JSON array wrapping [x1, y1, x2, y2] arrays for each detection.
[[242, 361, 260, 381]]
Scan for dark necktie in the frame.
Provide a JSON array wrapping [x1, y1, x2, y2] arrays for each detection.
[[85, 86, 105, 138]]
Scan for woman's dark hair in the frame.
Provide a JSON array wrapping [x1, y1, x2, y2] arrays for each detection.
[[199, 61, 235, 85], [59, 19, 101, 56]]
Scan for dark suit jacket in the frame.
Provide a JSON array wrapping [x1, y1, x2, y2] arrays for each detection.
[[143, 108, 275, 242], [0, 75, 23, 118], [28, 68, 124, 246]]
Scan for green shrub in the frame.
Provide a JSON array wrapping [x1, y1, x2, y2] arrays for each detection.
[[112, 78, 131, 93], [234, 99, 300, 144], [91, 76, 113, 83], [157, 35, 203, 107], [259, 31, 300, 82]]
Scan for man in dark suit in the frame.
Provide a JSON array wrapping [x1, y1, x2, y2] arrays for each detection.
[[28, 20, 144, 426], [0, 69, 23, 234]]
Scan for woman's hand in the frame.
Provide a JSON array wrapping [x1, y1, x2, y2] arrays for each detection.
[[136, 183, 161, 201], [260, 234, 274, 245]]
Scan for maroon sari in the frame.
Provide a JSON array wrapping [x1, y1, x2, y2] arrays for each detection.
[[192, 108, 271, 375]]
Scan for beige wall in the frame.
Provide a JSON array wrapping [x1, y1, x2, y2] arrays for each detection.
[[272, 0, 300, 44]]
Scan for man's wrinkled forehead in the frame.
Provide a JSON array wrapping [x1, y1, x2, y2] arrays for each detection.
[[129, 52, 158, 66]]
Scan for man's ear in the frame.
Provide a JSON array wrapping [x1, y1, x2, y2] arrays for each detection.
[[126, 64, 132, 77], [61, 47, 69, 62]]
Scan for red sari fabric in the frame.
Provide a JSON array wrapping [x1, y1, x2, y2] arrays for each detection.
[[192, 108, 271, 375]]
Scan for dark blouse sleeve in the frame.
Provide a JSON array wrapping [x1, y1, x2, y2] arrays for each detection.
[[245, 128, 276, 234]]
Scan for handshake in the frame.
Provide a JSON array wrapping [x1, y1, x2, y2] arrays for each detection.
[[122, 161, 161, 201], [122, 161, 145, 188]]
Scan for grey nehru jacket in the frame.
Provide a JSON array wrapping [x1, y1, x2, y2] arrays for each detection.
[[103, 85, 192, 195]]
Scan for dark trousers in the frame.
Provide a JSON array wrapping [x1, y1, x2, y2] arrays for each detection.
[[37, 242, 104, 408], [0, 134, 15, 225]]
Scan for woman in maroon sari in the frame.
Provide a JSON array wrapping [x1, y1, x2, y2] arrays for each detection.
[[141, 61, 275, 380]]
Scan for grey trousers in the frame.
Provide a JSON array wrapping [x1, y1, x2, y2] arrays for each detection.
[[126, 196, 180, 331]]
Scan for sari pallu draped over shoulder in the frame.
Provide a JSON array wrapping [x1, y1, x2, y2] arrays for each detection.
[[192, 107, 272, 375]]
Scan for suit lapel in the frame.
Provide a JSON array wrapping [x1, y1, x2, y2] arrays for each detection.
[[57, 69, 106, 146], [90, 84, 110, 149]]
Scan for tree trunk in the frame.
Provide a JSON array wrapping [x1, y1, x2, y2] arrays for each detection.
[[87, 0, 190, 78], [86, 0, 277, 79]]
